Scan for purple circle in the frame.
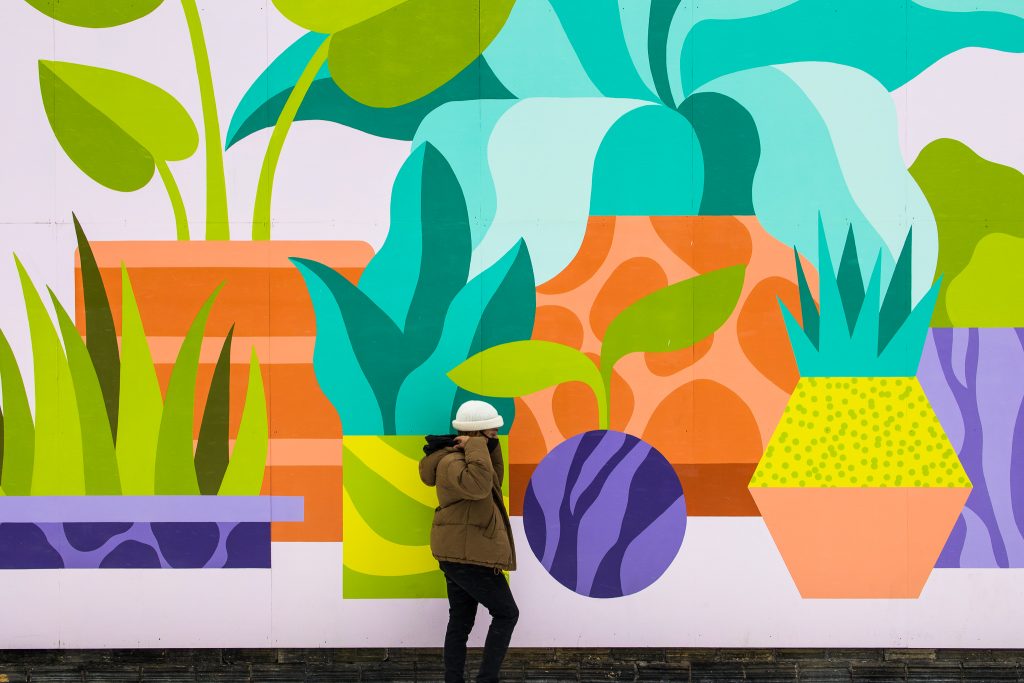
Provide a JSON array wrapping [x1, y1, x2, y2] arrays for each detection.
[[523, 430, 687, 598]]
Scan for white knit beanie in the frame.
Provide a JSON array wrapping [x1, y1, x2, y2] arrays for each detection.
[[452, 400, 504, 431]]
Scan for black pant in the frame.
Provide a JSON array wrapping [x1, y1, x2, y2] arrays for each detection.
[[439, 561, 519, 683]]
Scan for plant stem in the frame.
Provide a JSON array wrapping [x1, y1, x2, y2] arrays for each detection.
[[180, 0, 230, 240], [156, 160, 189, 240], [597, 381, 610, 431], [251, 37, 331, 241]]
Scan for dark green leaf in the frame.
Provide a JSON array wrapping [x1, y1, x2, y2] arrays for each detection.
[[879, 228, 913, 354], [836, 225, 865, 335], [195, 326, 233, 495]]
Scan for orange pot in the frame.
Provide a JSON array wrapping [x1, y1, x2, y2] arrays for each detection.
[[509, 216, 816, 516], [74, 240, 373, 542]]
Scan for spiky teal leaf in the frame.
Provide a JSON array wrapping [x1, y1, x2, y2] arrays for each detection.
[[879, 228, 913, 354], [836, 225, 865, 335], [793, 247, 819, 349]]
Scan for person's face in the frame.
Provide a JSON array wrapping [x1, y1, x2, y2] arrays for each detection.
[[481, 428, 498, 439]]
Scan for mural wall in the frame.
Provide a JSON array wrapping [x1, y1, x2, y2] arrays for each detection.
[[1, 0, 1024, 647]]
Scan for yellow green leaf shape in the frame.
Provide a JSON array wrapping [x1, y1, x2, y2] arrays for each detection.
[[49, 290, 121, 495], [116, 266, 164, 495], [154, 285, 222, 495], [750, 377, 971, 488], [218, 349, 269, 496], [16, 257, 85, 495], [39, 61, 197, 192], [324, 0, 516, 107], [0, 329, 34, 495], [24, 0, 163, 28]]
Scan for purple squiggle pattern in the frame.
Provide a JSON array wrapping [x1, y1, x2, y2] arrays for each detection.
[[918, 328, 1024, 567]]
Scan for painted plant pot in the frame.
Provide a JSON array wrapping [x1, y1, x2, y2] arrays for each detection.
[[919, 328, 1024, 567], [75, 240, 372, 543], [512, 215, 810, 518], [341, 435, 510, 599], [750, 377, 971, 598], [0, 495, 302, 569]]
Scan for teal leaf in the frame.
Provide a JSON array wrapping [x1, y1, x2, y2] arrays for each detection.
[[395, 240, 535, 435], [793, 247, 820, 349], [836, 225, 866, 335], [879, 229, 913, 354], [357, 143, 471, 366], [226, 32, 513, 148]]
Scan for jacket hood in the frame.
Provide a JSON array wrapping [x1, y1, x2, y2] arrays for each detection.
[[419, 435, 457, 487]]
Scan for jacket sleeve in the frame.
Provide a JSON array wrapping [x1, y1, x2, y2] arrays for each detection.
[[445, 437, 495, 501], [490, 441, 504, 488]]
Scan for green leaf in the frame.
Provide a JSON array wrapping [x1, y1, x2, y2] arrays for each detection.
[[358, 143, 471, 366], [836, 225, 866, 335], [449, 340, 602, 405], [24, 0, 163, 28], [879, 228, 913, 354], [49, 289, 121, 495], [155, 285, 222, 495], [0, 330, 34, 495], [116, 265, 163, 495], [74, 215, 119, 438], [793, 247, 820, 348], [195, 326, 233, 495], [219, 349, 269, 496], [15, 257, 85, 495], [273, 0, 407, 33], [326, 0, 516, 107], [38, 60, 197, 192], [601, 264, 746, 391]]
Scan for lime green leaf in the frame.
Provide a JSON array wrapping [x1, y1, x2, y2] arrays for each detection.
[[116, 265, 163, 495], [38, 61, 197, 191], [601, 265, 746, 386], [272, 0, 406, 33], [327, 0, 516, 107], [24, 0, 163, 28], [154, 285, 222, 495], [0, 329, 34, 495], [49, 290, 121, 495], [448, 340, 604, 421], [195, 326, 233, 495], [15, 257, 85, 495], [219, 349, 269, 496]]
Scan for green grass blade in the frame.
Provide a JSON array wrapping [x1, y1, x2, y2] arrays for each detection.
[[73, 214, 120, 439], [49, 288, 121, 495], [15, 257, 85, 495], [154, 284, 222, 495], [793, 247, 819, 349], [0, 329, 33, 494], [219, 348, 268, 496], [879, 228, 913, 354], [116, 264, 163, 494], [195, 325, 233, 495]]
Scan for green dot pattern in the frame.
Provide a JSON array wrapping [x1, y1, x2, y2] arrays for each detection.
[[749, 377, 971, 489]]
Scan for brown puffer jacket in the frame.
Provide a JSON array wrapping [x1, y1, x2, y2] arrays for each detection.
[[419, 436, 516, 571]]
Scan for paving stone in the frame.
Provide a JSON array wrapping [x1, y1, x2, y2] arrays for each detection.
[[21, 668, 84, 683], [248, 663, 305, 682], [799, 663, 852, 683], [83, 668, 140, 682], [905, 663, 962, 682], [849, 663, 907, 682], [961, 663, 1019, 681], [193, 668, 251, 683], [136, 665, 197, 682], [745, 662, 799, 682], [690, 661, 746, 682]]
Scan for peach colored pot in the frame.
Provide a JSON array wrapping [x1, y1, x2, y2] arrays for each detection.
[[74, 240, 373, 542]]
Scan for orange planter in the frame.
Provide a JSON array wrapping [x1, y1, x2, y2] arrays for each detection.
[[74, 240, 374, 542], [509, 216, 815, 516], [751, 487, 970, 598]]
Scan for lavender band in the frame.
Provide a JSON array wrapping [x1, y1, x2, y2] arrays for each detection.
[[0, 496, 304, 522]]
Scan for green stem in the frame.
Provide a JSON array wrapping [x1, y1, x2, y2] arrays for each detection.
[[597, 378, 610, 431], [252, 37, 331, 241], [181, 0, 230, 240], [156, 159, 189, 241]]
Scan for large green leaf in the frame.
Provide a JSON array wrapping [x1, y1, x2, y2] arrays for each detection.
[[326, 0, 516, 107], [218, 349, 268, 496], [0, 330, 34, 495], [154, 286, 221, 495], [15, 257, 85, 495], [116, 265, 163, 495], [601, 264, 746, 390], [49, 290, 121, 495], [73, 215, 119, 438], [449, 340, 602, 412], [38, 61, 197, 192], [273, 0, 407, 33], [24, 0, 163, 28], [195, 326, 232, 495]]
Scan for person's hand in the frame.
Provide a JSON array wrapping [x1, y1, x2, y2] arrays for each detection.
[[453, 435, 470, 450]]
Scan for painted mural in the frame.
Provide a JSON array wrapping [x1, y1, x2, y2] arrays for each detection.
[[1, 0, 1024, 647]]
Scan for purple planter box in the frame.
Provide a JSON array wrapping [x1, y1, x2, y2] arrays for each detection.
[[0, 496, 303, 569], [918, 328, 1024, 568]]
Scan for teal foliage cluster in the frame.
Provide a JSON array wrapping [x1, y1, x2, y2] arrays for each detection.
[[782, 217, 940, 378], [292, 144, 536, 436]]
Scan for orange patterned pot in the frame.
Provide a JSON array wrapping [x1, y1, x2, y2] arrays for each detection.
[[509, 216, 817, 516]]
